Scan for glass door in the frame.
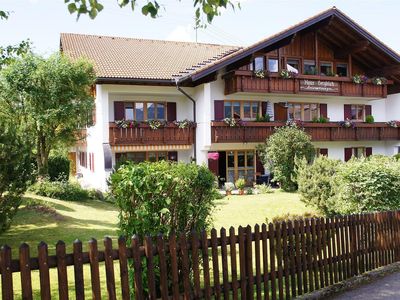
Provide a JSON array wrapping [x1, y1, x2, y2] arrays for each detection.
[[226, 150, 256, 184]]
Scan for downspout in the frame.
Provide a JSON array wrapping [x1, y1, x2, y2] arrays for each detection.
[[174, 78, 197, 163]]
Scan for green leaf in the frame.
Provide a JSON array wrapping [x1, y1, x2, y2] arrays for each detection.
[[67, 3, 78, 14]]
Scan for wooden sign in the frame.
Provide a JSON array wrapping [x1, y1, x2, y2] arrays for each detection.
[[299, 79, 339, 93]]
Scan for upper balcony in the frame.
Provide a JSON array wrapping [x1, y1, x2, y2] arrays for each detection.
[[211, 121, 400, 143], [223, 70, 391, 98], [109, 122, 195, 146]]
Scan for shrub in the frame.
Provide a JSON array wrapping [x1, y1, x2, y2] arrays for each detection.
[[0, 122, 32, 233], [365, 115, 375, 123], [246, 188, 254, 195], [295, 156, 341, 216], [312, 116, 328, 123], [235, 178, 246, 190], [394, 153, 400, 160], [48, 156, 70, 181], [258, 125, 315, 191], [332, 156, 400, 215], [266, 212, 318, 224], [109, 161, 217, 297], [29, 180, 89, 201], [255, 183, 273, 194]]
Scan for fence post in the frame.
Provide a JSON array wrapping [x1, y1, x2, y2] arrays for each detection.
[[0, 245, 13, 300]]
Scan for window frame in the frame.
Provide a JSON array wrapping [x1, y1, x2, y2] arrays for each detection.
[[352, 147, 366, 158], [286, 58, 301, 74], [303, 60, 317, 75], [287, 102, 320, 121], [336, 62, 348, 77], [123, 101, 167, 121], [223, 100, 262, 120], [350, 104, 365, 121], [226, 150, 256, 184], [116, 151, 170, 164], [267, 57, 279, 73], [319, 61, 333, 76]]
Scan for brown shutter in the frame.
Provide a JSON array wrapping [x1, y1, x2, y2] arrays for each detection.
[[168, 151, 178, 161], [274, 103, 288, 121], [344, 148, 353, 162], [365, 105, 372, 117], [114, 101, 125, 120], [366, 147, 372, 157], [256, 153, 265, 174], [208, 154, 219, 176], [320, 104, 328, 119], [214, 100, 224, 120], [319, 148, 328, 156], [167, 102, 177, 122], [344, 104, 352, 120], [261, 102, 268, 117]]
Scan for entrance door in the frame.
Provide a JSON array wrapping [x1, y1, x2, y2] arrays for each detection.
[[226, 150, 255, 184], [274, 103, 288, 121]]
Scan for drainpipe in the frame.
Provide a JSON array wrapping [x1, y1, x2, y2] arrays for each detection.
[[174, 78, 197, 163]]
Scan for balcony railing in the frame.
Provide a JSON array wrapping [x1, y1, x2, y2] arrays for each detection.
[[224, 70, 390, 98], [211, 121, 400, 143], [109, 123, 195, 146]]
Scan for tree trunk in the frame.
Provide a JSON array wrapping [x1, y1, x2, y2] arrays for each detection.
[[36, 133, 49, 178]]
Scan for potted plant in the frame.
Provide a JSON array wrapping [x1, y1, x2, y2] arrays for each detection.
[[224, 182, 234, 196], [235, 178, 246, 195], [279, 69, 298, 79], [365, 115, 374, 123], [223, 117, 244, 127], [339, 118, 356, 128], [352, 74, 368, 84], [371, 77, 388, 85]]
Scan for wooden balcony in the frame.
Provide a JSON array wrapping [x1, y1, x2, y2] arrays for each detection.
[[211, 121, 400, 143], [109, 123, 195, 146], [224, 70, 390, 98]]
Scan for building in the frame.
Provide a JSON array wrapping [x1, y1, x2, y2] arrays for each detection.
[[60, 7, 400, 191]]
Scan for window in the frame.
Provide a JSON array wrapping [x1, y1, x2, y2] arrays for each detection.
[[304, 60, 316, 75], [336, 63, 348, 77], [353, 147, 365, 158], [268, 58, 279, 72], [116, 151, 169, 164], [123, 102, 166, 121], [288, 103, 319, 121], [226, 150, 255, 184], [224, 101, 260, 120], [79, 151, 87, 168], [320, 62, 333, 76], [254, 56, 265, 71], [351, 105, 364, 121], [286, 59, 300, 74]]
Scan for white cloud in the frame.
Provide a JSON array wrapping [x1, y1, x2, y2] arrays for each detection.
[[165, 25, 194, 42]]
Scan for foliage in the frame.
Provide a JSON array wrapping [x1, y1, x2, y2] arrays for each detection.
[[258, 125, 315, 191], [312, 116, 328, 123], [146, 119, 166, 130], [279, 69, 298, 79], [253, 69, 268, 78], [62, 0, 238, 26], [352, 74, 368, 84], [48, 156, 70, 182], [115, 119, 139, 128], [295, 156, 341, 216], [224, 182, 235, 192], [29, 180, 91, 201], [246, 188, 254, 195], [339, 118, 356, 128], [235, 178, 246, 190], [255, 114, 271, 122], [371, 77, 388, 85], [267, 211, 318, 224], [0, 40, 31, 68], [0, 53, 96, 177], [173, 119, 196, 129], [365, 115, 374, 123], [393, 153, 400, 160], [332, 156, 400, 215], [255, 183, 273, 194], [223, 117, 244, 127], [0, 122, 33, 233]]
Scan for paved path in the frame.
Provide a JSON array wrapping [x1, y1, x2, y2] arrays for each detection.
[[331, 272, 400, 299]]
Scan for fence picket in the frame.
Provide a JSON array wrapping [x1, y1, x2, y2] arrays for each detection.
[[246, 225, 254, 298], [132, 235, 144, 300], [261, 224, 269, 300], [156, 234, 169, 300], [88, 239, 101, 300], [19, 243, 33, 300], [73, 240, 84, 300], [229, 227, 239, 300], [211, 228, 221, 299], [56, 241, 69, 300], [38, 241, 51, 300], [238, 226, 247, 300], [201, 230, 211, 299], [179, 233, 191, 299], [220, 228, 230, 299], [0, 245, 13, 300], [190, 232, 201, 299], [268, 223, 277, 300], [118, 236, 130, 300]]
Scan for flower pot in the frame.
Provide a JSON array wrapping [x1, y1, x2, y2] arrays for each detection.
[[239, 189, 245, 195], [226, 191, 232, 196]]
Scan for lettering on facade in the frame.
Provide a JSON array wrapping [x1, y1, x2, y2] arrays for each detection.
[[299, 80, 339, 93]]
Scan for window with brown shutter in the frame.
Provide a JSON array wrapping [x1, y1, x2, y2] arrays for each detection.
[[167, 102, 177, 122], [344, 148, 353, 162], [344, 104, 352, 120], [366, 147, 372, 157], [318, 148, 328, 156], [365, 105, 372, 117], [214, 100, 224, 120], [319, 104, 328, 119], [114, 101, 125, 120]]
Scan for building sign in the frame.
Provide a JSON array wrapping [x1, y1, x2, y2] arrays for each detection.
[[299, 80, 339, 93]]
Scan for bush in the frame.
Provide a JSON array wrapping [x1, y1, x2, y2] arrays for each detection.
[[255, 183, 273, 194], [235, 178, 246, 190], [258, 125, 315, 191], [48, 156, 70, 181], [365, 115, 375, 123], [246, 188, 254, 195], [296, 156, 342, 216], [0, 122, 32, 233], [267, 212, 318, 224], [109, 161, 217, 297], [224, 182, 234, 192], [29, 180, 89, 201], [333, 156, 400, 215]]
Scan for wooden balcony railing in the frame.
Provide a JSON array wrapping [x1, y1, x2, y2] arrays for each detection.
[[109, 123, 195, 146], [211, 121, 400, 143], [224, 70, 391, 98]]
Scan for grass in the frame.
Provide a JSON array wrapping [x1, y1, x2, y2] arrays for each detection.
[[0, 189, 314, 297], [213, 189, 316, 230]]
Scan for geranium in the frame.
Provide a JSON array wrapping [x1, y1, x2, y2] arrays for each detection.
[[223, 117, 244, 127], [386, 120, 400, 128], [253, 69, 268, 78], [279, 69, 298, 79], [173, 119, 196, 129], [372, 77, 388, 85], [286, 119, 304, 128], [146, 119, 166, 130], [339, 119, 356, 128], [115, 119, 139, 128], [352, 74, 368, 84]]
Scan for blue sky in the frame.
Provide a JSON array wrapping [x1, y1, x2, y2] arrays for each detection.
[[1, 0, 400, 55]]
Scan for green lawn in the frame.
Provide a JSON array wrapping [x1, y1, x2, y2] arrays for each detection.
[[0, 190, 314, 298]]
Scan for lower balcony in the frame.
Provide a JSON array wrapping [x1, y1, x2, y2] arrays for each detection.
[[109, 122, 195, 146], [211, 121, 400, 143]]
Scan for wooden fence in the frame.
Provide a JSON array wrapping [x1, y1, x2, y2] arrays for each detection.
[[1, 211, 400, 299]]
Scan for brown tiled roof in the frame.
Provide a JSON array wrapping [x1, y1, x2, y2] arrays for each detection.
[[60, 33, 241, 81]]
